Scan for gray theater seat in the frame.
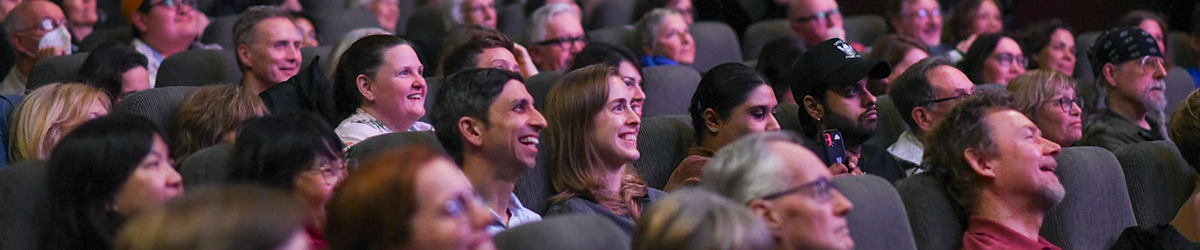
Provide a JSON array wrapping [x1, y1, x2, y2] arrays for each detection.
[[26, 53, 89, 91], [113, 86, 200, 131], [741, 19, 789, 61], [0, 160, 49, 250], [345, 131, 444, 164], [1042, 146, 1136, 249], [690, 22, 742, 73], [495, 214, 631, 250], [836, 174, 917, 250], [1113, 141, 1199, 227], [156, 49, 242, 87], [633, 115, 694, 190], [179, 144, 234, 188], [641, 65, 701, 117]]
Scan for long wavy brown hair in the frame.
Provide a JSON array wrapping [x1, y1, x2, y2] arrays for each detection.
[[545, 64, 649, 218]]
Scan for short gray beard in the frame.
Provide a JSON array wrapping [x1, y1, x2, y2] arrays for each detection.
[[1034, 184, 1066, 212], [1142, 80, 1168, 112]]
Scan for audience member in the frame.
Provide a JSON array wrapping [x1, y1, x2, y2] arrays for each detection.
[[292, 12, 318, 48], [702, 131, 855, 250], [323, 27, 390, 78], [1008, 69, 1083, 147], [432, 68, 545, 234], [1117, 11, 1169, 66], [226, 113, 347, 250], [441, 25, 538, 78], [959, 33, 1025, 86], [866, 34, 930, 94], [792, 38, 904, 182], [114, 184, 309, 250], [888, 57, 974, 174], [787, 0, 849, 49], [441, 0, 497, 29], [525, 3, 585, 72], [632, 187, 773, 250], [441, 30, 528, 77], [232, 6, 301, 95], [1169, 90, 1200, 242], [569, 42, 646, 116], [73, 42, 150, 101], [44, 114, 183, 249], [665, 63, 780, 191], [351, 0, 400, 33], [543, 64, 663, 235], [633, 0, 694, 24], [923, 90, 1064, 250], [943, 0, 1003, 52], [1015, 19, 1075, 77], [2, 0, 68, 94], [326, 145, 497, 250], [9, 83, 109, 162], [333, 35, 433, 147], [886, 0, 947, 54], [755, 37, 803, 104], [53, 0, 97, 45], [170, 84, 269, 163], [634, 8, 694, 67], [122, 0, 209, 87], [1077, 26, 1168, 150]]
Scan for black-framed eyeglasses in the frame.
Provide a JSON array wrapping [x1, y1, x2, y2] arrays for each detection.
[[919, 92, 971, 106], [761, 177, 837, 202], [793, 7, 840, 24], [534, 35, 586, 48], [904, 9, 940, 20], [991, 52, 1028, 67], [1046, 96, 1082, 113]]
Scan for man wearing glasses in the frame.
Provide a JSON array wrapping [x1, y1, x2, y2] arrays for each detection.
[[788, 0, 855, 50], [888, 57, 974, 175], [702, 131, 855, 250], [924, 90, 1064, 250], [886, 0, 949, 55], [122, 0, 211, 87], [1077, 26, 1169, 151], [525, 3, 584, 72], [2, 0, 66, 94]]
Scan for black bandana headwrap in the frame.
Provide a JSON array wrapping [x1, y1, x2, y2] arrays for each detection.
[[1088, 26, 1163, 77]]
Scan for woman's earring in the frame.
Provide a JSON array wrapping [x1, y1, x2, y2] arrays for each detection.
[[709, 127, 718, 133]]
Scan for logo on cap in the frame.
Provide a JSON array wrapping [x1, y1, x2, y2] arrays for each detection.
[[835, 40, 860, 59]]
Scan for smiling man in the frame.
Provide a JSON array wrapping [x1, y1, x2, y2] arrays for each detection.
[[924, 90, 1064, 250], [525, 3, 584, 72], [1077, 26, 1168, 150], [432, 68, 546, 234], [792, 38, 905, 182], [232, 6, 300, 95], [887, 0, 949, 54]]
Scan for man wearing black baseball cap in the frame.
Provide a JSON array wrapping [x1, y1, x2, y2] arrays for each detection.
[[1077, 26, 1168, 151], [792, 38, 906, 182]]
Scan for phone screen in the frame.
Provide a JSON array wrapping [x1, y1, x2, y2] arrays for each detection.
[[822, 129, 847, 164]]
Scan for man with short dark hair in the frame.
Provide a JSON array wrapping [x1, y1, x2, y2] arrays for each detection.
[[431, 68, 545, 234], [2, 0, 65, 94], [924, 90, 1063, 250], [232, 5, 300, 95], [441, 33, 523, 78], [1077, 26, 1168, 150], [888, 56, 973, 173], [792, 38, 905, 182]]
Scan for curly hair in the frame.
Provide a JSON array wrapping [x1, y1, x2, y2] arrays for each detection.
[[922, 89, 1012, 221]]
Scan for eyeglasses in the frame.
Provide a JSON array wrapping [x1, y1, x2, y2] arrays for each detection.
[[1137, 56, 1165, 75], [904, 9, 940, 20], [442, 191, 498, 226], [919, 92, 971, 106], [794, 7, 840, 24], [991, 52, 1028, 67], [761, 177, 838, 202], [310, 157, 348, 183], [534, 35, 586, 48], [1047, 96, 1082, 113], [464, 2, 495, 14], [152, 0, 196, 12], [16, 18, 68, 34]]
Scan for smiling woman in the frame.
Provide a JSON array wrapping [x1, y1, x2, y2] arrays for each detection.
[[333, 34, 433, 147], [634, 8, 694, 67], [543, 64, 664, 236]]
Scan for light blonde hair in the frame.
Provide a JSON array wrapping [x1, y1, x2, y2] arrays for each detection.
[[633, 188, 774, 250], [545, 64, 649, 218], [1007, 69, 1076, 120], [10, 83, 111, 162], [170, 84, 269, 163]]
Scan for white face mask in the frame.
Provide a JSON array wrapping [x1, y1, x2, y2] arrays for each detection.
[[38, 24, 72, 54]]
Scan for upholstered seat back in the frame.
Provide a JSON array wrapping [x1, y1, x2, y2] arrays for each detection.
[[836, 174, 917, 250], [1042, 146, 1137, 249], [1113, 141, 1199, 227]]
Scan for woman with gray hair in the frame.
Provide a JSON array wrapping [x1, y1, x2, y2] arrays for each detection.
[[632, 188, 773, 250], [441, 0, 498, 29], [634, 8, 694, 67]]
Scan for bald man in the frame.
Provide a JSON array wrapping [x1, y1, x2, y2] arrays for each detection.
[[3, 0, 67, 94]]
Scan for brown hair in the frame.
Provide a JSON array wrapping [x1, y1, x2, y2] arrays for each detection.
[[325, 145, 447, 250], [114, 184, 306, 250], [171, 84, 269, 163], [923, 90, 1013, 221], [545, 64, 649, 218], [1007, 69, 1076, 122], [1170, 90, 1200, 171], [868, 34, 931, 69], [10, 83, 111, 162]]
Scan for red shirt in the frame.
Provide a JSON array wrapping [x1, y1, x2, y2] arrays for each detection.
[[961, 215, 1062, 250], [305, 222, 328, 249]]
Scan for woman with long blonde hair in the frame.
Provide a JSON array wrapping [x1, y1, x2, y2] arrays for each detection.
[[543, 65, 664, 235], [9, 83, 111, 162]]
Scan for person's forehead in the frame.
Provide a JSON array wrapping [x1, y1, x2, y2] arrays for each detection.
[[478, 47, 516, 62], [904, 0, 938, 10], [27, 1, 64, 19], [491, 80, 530, 108], [255, 17, 299, 38], [768, 141, 826, 183], [792, 0, 836, 13], [545, 14, 582, 34], [930, 65, 972, 90], [984, 109, 1034, 133]]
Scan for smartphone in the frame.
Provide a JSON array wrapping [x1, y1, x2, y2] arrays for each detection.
[[821, 129, 847, 165]]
